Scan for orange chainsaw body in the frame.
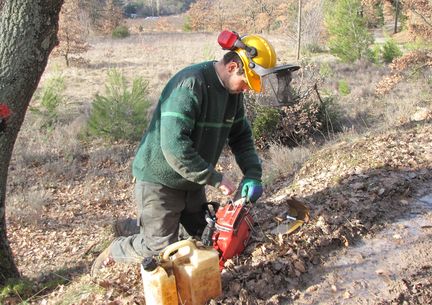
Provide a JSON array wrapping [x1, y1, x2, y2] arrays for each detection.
[[212, 201, 254, 269]]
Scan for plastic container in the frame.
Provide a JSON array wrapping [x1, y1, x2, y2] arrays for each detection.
[[140, 257, 179, 305], [162, 240, 222, 305]]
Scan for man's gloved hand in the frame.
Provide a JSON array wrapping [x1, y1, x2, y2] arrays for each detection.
[[218, 175, 236, 196], [241, 178, 263, 203]]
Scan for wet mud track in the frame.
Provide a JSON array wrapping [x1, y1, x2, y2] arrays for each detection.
[[296, 190, 432, 305]]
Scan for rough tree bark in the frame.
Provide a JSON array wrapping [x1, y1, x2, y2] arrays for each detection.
[[0, 0, 63, 284]]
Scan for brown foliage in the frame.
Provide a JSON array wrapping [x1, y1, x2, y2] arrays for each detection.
[[187, 0, 297, 33], [276, 99, 323, 146], [187, 0, 325, 47], [187, 0, 247, 32], [376, 50, 432, 95], [53, 0, 90, 67], [102, 0, 124, 34], [247, 63, 331, 148], [361, 0, 386, 27], [79, 0, 123, 35], [186, 0, 211, 31], [404, 0, 432, 39], [375, 0, 432, 95]]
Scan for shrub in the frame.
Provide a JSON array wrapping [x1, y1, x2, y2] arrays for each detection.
[[367, 44, 381, 64], [362, 0, 384, 28], [381, 39, 403, 63], [304, 43, 326, 54], [245, 61, 346, 148], [278, 100, 324, 146], [338, 80, 351, 96], [244, 61, 346, 148], [405, 38, 432, 51], [183, 16, 192, 32], [30, 73, 65, 131], [7, 190, 51, 225], [112, 25, 130, 38], [316, 95, 343, 135], [86, 69, 151, 142], [319, 62, 334, 78], [252, 106, 280, 140], [246, 96, 326, 148]]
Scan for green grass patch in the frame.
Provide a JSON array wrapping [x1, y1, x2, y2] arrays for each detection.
[[0, 278, 34, 303], [338, 80, 351, 96], [56, 280, 103, 305]]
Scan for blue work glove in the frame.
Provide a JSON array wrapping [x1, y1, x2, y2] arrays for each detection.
[[241, 178, 263, 203]]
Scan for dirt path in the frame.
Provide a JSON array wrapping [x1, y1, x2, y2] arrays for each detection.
[[297, 189, 432, 305]]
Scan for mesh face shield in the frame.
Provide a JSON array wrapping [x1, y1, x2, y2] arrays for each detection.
[[254, 64, 300, 106]]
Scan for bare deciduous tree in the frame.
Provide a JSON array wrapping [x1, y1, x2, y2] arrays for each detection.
[[404, 0, 432, 39], [80, 0, 123, 35], [53, 0, 90, 67], [103, 0, 123, 33]]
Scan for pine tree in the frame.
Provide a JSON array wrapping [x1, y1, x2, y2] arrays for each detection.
[[87, 69, 152, 142], [325, 0, 374, 62]]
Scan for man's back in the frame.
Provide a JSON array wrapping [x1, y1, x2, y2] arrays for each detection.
[[132, 61, 244, 190]]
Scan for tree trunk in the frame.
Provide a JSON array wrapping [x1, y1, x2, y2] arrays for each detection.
[[0, 0, 63, 284], [296, 0, 302, 60], [394, 0, 400, 34]]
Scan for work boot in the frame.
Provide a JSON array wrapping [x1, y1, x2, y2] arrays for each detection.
[[91, 244, 115, 277], [112, 217, 139, 237]]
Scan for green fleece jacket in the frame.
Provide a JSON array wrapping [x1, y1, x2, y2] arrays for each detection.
[[132, 61, 262, 190]]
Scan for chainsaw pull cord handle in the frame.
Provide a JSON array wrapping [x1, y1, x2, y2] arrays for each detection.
[[201, 202, 219, 246], [160, 240, 196, 261], [201, 219, 216, 247]]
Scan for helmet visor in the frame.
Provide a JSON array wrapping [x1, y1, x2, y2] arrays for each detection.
[[245, 68, 262, 93], [253, 64, 300, 104]]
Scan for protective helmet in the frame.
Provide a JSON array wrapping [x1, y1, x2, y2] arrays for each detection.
[[235, 35, 277, 93], [218, 30, 300, 99]]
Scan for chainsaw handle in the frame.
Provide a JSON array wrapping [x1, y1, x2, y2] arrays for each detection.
[[160, 240, 196, 261], [232, 197, 248, 206], [206, 201, 220, 216]]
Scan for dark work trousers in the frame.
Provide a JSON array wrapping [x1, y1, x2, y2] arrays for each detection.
[[110, 180, 207, 263]]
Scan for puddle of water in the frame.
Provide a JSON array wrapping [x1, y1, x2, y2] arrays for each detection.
[[298, 193, 432, 305]]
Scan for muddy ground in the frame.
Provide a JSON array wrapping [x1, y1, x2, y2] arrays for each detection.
[[5, 120, 432, 304], [298, 192, 432, 305]]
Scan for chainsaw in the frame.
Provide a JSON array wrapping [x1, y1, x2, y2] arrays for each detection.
[[201, 198, 254, 270], [201, 197, 310, 270]]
